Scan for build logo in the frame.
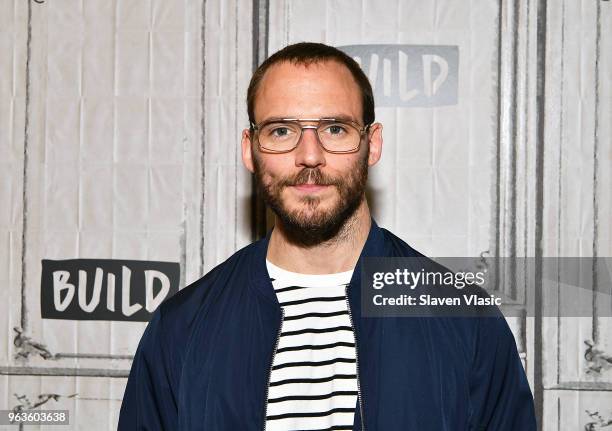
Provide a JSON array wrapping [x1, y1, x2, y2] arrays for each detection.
[[339, 44, 459, 107]]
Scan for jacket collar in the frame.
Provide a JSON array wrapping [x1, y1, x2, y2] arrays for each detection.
[[248, 216, 387, 306]]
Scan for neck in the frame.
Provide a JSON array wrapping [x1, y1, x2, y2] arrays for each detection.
[[266, 198, 372, 274]]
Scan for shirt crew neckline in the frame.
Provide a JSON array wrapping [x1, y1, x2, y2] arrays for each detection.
[[266, 258, 354, 284], [248, 216, 386, 307]]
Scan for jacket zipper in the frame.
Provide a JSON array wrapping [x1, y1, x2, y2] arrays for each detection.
[[262, 307, 284, 431], [345, 284, 366, 430]]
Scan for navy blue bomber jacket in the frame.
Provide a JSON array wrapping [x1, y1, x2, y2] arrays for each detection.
[[118, 218, 537, 430]]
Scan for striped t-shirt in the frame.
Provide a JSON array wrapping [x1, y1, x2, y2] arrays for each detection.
[[264, 259, 358, 431]]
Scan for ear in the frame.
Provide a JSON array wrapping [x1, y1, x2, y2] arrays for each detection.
[[366, 122, 383, 166], [241, 129, 255, 173]]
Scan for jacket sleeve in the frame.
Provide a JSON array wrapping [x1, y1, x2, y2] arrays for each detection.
[[468, 315, 537, 430], [118, 309, 178, 430]]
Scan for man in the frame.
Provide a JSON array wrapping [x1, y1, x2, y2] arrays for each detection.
[[119, 42, 537, 430]]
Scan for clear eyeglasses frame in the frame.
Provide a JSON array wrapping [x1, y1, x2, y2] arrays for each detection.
[[249, 117, 371, 154]]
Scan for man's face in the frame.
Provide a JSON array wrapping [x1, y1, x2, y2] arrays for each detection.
[[242, 60, 382, 244]]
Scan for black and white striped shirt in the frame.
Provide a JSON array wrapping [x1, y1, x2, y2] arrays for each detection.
[[264, 259, 358, 431]]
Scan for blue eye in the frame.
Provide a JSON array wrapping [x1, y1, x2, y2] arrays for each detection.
[[263, 123, 299, 142], [322, 123, 348, 136], [272, 127, 290, 137]]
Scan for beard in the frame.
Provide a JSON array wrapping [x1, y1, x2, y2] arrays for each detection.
[[253, 149, 369, 247]]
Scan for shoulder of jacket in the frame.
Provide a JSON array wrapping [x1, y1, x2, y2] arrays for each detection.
[[380, 227, 427, 258], [155, 239, 261, 336], [380, 228, 509, 336]]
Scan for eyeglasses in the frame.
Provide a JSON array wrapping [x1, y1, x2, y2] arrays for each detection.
[[249, 118, 370, 154]]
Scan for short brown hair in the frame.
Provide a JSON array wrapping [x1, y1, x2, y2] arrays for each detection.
[[247, 42, 375, 127]]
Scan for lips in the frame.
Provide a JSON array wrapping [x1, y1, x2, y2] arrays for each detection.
[[291, 183, 330, 192]]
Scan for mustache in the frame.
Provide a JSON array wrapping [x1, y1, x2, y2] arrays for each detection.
[[279, 168, 340, 187]]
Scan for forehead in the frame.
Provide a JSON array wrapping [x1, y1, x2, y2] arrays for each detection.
[[253, 60, 363, 122]]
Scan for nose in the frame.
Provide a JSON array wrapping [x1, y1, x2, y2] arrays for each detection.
[[294, 127, 326, 168]]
